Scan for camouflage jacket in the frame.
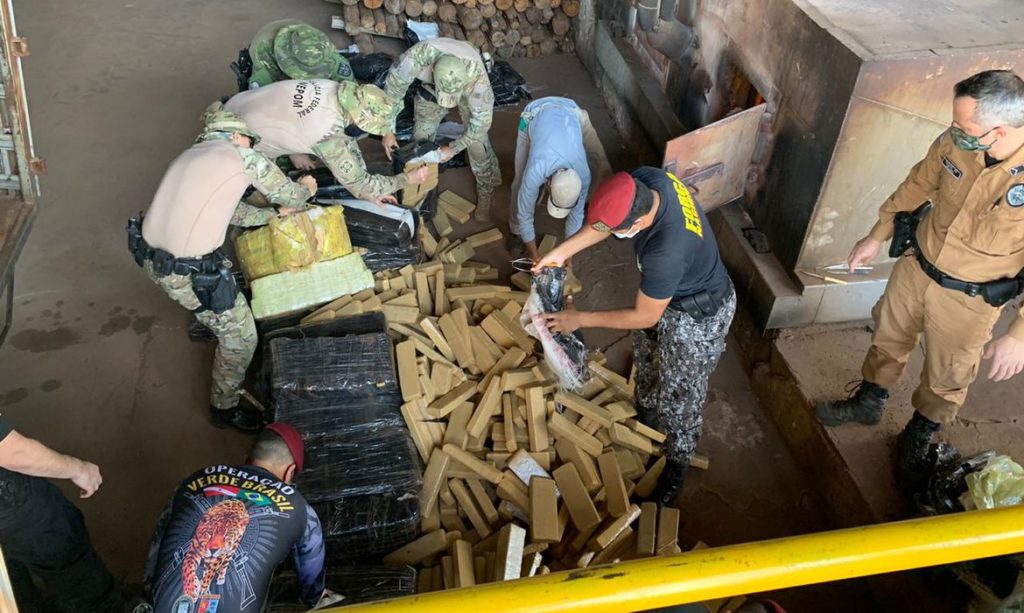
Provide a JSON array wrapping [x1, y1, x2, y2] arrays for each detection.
[[383, 39, 494, 155], [231, 146, 312, 226], [312, 129, 407, 200]]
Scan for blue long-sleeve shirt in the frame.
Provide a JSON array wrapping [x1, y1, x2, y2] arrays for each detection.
[[516, 97, 591, 243]]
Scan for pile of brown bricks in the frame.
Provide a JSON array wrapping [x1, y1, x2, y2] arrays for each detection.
[[301, 190, 709, 594]]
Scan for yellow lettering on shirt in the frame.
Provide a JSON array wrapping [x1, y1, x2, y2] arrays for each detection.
[[667, 172, 703, 238]]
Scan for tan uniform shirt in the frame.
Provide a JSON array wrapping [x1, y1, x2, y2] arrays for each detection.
[[142, 139, 309, 258], [225, 79, 407, 199], [869, 129, 1024, 339], [225, 79, 343, 159]]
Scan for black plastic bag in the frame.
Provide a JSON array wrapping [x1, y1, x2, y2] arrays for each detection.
[[489, 59, 531, 107], [348, 52, 396, 83], [318, 496, 422, 562], [521, 266, 589, 390]]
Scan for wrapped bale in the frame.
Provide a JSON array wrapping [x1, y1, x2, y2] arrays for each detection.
[[236, 206, 353, 281], [269, 564, 417, 610], [249, 252, 374, 320], [318, 498, 423, 562]]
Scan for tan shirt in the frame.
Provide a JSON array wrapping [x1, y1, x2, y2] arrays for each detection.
[[870, 129, 1024, 338], [225, 79, 344, 159], [142, 139, 309, 258]]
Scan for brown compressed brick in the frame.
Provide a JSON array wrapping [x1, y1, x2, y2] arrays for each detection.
[[548, 411, 603, 457], [426, 380, 477, 418], [590, 504, 641, 550], [466, 377, 503, 440], [384, 529, 447, 566], [525, 386, 549, 452], [492, 523, 526, 581], [529, 477, 560, 544], [555, 390, 615, 426], [466, 478, 500, 525], [453, 539, 475, 587], [555, 438, 601, 492], [396, 340, 421, 402], [656, 506, 680, 555], [637, 502, 658, 556], [443, 443, 503, 483], [608, 422, 654, 454], [552, 463, 601, 532], [442, 401, 473, 448], [418, 449, 451, 511], [597, 451, 630, 518], [634, 456, 666, 499], [450, 479, 493, 538], [400, 399, 434, 463]]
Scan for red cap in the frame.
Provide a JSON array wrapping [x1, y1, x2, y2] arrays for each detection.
[[586, 172, 636, 231], [265, 422, 305, 473]]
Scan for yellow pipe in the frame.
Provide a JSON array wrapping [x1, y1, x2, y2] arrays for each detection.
[[333, 506, 1024, 612]]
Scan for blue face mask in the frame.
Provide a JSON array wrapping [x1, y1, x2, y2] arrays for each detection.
[[951, 126, 995, 152]]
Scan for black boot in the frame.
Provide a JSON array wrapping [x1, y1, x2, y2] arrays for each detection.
[[896, 412, 940, 492], [210, 400, 262, 434], [816, 381, 889, 426], [649, 459, 687, 508]]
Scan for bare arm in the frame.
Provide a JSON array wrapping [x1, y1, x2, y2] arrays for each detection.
[[532, 225, 608, 271], [543, 291, 671, 333], [0, 430, 102, 497]]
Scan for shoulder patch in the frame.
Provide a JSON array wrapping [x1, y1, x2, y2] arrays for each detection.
[[1007, 184, 1024, 208], [942, 156, 963, 180]]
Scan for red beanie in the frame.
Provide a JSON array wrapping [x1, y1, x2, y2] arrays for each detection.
[[265, 422, 305, 473], [586, 172, 636, 231]]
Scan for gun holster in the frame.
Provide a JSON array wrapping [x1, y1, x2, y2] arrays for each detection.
[[126, 213, 147, 267], [230, 48, 254, 93], [191, 265, 239, 314], [889, 201, 933, 258]]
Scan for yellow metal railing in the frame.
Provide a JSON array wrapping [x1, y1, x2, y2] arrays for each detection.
[[332, 505, 1024, 612]]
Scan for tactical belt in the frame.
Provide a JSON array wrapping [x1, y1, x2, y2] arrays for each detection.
[[126, 215, 239, 314], [668, 281, 733, 322], [892, 202, 1024, 307]]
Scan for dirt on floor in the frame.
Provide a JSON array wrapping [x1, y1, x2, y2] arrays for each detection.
[[2, 0, 881, 609]]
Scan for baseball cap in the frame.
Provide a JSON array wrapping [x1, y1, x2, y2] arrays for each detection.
[[586, 171, 636, 232], [546, 169, 582, 219], [264, 422, 305, 473]]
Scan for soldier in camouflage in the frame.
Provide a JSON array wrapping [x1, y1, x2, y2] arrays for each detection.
[[535, 170, 735, 508], [380, 38, 501, 221], [246, 20, 354, 89], [134, 110, 316, 433], [225, 80, 430, 204]]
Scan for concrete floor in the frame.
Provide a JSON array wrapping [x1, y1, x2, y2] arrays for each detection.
[[781, 307, 1024, 522], [3, 0, 874, 609]]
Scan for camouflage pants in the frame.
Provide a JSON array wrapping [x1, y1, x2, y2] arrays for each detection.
[[633, 289, 736, 466], [145, 262, 257, 410], [413, 95, 501, 194]]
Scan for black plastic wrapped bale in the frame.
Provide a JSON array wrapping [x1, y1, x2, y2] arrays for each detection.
[[296, 415, 423, 502], [269, 333, 399, 404], [317, 496, 422, 563], [360, 244, 423, 273], [268, 564, 417, 610], [489, 59, 531, 107], [521, 266, 590, 390], [343, 206, 414, 248], [348, 52, 396, 84], [274, 396, 401, 436]]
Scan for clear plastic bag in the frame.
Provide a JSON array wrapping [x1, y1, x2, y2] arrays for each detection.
[[520, 266, 589, 390], [962, 455, 1024, 510]]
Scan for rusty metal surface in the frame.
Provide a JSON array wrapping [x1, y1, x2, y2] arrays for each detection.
[[797, 49, 1024, 270], [663, 103, 766, 211]]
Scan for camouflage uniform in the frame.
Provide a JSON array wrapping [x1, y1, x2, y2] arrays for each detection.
[[633, 290, 736, 467], [248, 20, 353, 89], [384, 40, 501, 196], [143, 125, 311, 410], [312, 81, 405, 199], [146, 263, 257, 410]]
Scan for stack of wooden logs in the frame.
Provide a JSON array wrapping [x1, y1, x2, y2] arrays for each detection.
[[329, 0, 578, 58]]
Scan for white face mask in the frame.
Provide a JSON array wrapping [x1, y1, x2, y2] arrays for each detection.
[[613, 227, 640, 239]]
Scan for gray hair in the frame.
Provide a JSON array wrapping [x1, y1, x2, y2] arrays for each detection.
[[954, 70, 1024, 129]]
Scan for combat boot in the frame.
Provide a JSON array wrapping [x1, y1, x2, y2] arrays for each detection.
[[210, 396, 263, 434], [895, 411, 940, 492], [815, 381, 889, 427], [649, 459, 687, 508], [474, 191, 493, 222]]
